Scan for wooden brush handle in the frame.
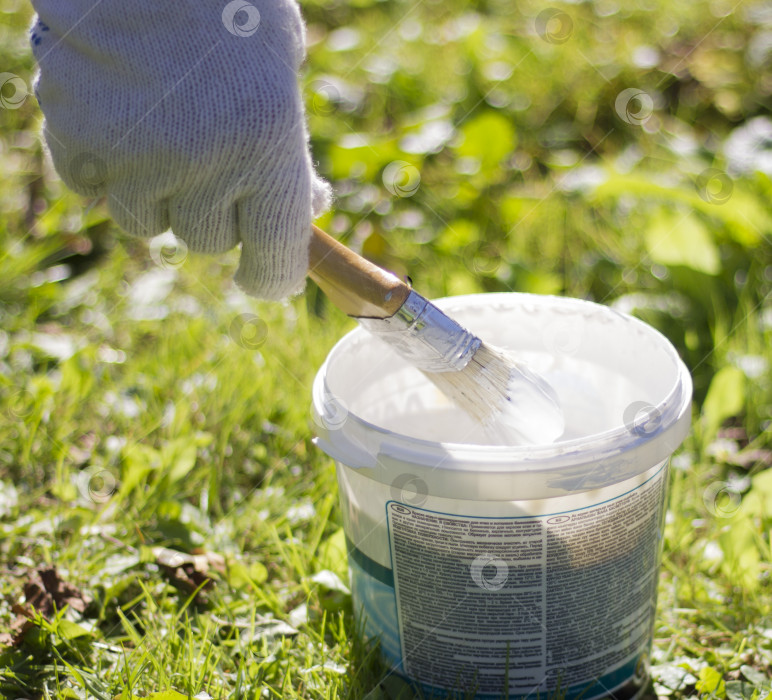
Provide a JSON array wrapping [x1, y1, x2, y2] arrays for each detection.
[[307, 224, 411, 319]]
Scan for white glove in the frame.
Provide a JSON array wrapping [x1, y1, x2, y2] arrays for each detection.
[[30, 0, 331, 300]]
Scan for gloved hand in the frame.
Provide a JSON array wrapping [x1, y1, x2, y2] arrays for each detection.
[[30, 0, 331, 300]]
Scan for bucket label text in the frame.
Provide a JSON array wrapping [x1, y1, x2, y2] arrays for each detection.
[[386, 466, 666, 697]]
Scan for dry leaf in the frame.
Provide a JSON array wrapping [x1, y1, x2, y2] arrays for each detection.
[[152, 547, 225, 601], [0, 567, 91, 647]]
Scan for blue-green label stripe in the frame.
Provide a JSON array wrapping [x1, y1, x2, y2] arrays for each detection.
[[345, 535, 395, 588]]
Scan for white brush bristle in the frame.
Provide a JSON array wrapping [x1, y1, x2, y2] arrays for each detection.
[[425, 343, 565, 446]]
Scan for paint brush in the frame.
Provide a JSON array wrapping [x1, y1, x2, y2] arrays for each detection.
[[307, 225, 565, 445]]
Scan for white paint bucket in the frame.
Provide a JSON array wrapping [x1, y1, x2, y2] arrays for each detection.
[[312, 293, 692, 699]]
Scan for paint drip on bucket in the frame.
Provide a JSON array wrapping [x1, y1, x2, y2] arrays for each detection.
[[313, 293, 692, 700]]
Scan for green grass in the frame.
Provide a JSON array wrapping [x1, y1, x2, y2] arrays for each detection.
[[1, 0, 771, 697]]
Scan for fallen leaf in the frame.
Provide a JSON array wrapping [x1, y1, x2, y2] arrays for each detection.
[[0, 567, 92, 647], [150, 546, 225, 601], [151, 546, 224, 573], [288, 602, 308, 628], [24, 567, 92, 617], [239, 616, 299, 645], [310, 569, 350, 595], [303, 661, 347, 675]]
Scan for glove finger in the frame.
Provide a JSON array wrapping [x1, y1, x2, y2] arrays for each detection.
[[168, 192, 240, 254], [53, 146, 110, 199], [107, 185, 169, 239], [234, 166, 312, 300]]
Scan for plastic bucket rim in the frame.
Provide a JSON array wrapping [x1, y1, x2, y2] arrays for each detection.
[[313, 292, 693, 470]]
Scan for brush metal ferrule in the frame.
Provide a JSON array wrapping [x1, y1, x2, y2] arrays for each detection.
[[358, 290, 481, 373]]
